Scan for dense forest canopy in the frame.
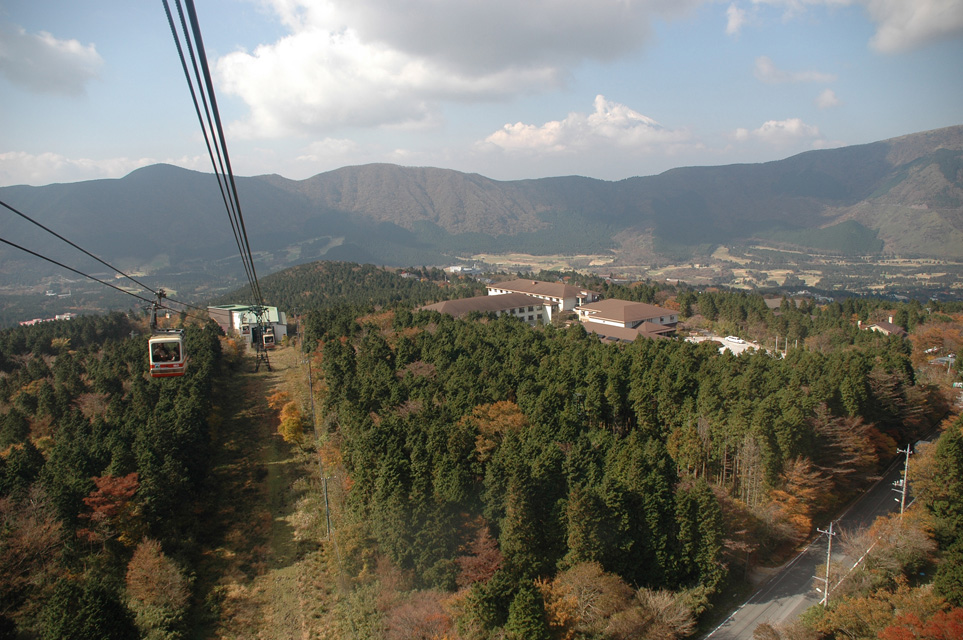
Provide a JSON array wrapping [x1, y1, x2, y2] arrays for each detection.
[[0, 312, 224, 637], [1, 261, 962, 639], [297, 276, 958, 638], [211, 261, 486, 316]]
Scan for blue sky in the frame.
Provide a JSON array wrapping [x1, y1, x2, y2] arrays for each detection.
[[1, 0, 961, 186]]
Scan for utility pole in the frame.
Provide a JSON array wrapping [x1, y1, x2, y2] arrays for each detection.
[[816, 521, 836, 607], [322, 476, 332, 539], [894, 445, 912, 515], [297, 313, 330, 538]]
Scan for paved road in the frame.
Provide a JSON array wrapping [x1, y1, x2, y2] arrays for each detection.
[[685, 335, 762, 356], [704, 457, 905, 639]]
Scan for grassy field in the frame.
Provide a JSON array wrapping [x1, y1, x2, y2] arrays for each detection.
[[466, 247, 963, 297]]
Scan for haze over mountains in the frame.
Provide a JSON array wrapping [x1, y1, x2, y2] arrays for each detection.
[[1, 126, 961, 285]]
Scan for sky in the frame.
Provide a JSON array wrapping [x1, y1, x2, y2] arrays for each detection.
[[1, 0, 961, 187]]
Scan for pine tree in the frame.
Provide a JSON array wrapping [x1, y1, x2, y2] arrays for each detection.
[[504, 583, 550, 640]]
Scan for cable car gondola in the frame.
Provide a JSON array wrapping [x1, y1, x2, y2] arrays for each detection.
[[262, 326, 275, 350], [149, 333, 187, 377], [148, 291, 187, 378]]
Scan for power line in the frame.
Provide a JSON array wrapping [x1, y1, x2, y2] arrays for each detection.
[[183, 0, 263, 305], [0, 236, 206, 323], [162, 0, 265, 309], [0, 197, 156, 294], [0, 196, 207, 314], [161, 0, 257, 300], [164, 0, 272, 371], [0, 236, 155, 305]]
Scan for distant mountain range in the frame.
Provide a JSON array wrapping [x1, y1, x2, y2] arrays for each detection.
[[1, 125, 961, 287]]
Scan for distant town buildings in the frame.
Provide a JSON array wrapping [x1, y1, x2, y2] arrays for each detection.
[[19, 313, 77, 326], [446, 264, 482, 275]]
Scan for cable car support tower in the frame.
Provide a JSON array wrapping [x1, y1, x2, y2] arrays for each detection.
[[251, 305, 272, 373]]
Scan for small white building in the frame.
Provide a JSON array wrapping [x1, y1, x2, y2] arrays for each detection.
[[208, 304, 288, 347], [486, 279, 599, 321], [446, 264, 482, 275]]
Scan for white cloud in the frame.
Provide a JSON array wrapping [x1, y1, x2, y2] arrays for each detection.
[[482, 95, 690, 154], [750, 0, 963, 52], [0, 25, 102, 95], [296, 138, 361, 162], [303, 0, 702, 72], [734, 118, 822, 145], [864, 0, 963, 52], [754, 56, 836, 83], [815, 88, 840, 108], [216, 0, 703, 138], [0, 151, 206, 187], [726, 3, 748, 35]]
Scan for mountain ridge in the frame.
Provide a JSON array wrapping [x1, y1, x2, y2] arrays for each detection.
[[1, 125, 961, 286]]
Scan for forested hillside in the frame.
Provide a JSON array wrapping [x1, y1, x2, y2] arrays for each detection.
[[3, 263, 963, 639], [297, 287, 958, 638], [213, 261, 486, 315], [0, 313, 224, 637]]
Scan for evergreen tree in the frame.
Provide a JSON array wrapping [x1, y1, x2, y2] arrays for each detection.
[[504, 583, 550, 640], [925, 420, 963, 546], [0, 409, 30, 448], [40, 578, 138, 640], [934, 539, 963, 607], [3, 440, 45, 496]]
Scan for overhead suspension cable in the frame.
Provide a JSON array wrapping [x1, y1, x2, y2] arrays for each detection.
[[0, 236, 155, 305], [0, 236, 207, 323], [182, 0, 263, 306], [0, 197, 207, 314], [161, 0, 256, 299], [162, 0, 265, 309]]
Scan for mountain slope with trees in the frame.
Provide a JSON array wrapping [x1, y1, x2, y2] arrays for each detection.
[[291, 279, 957, 638], [2, 261, 962, 638], [0, 312, 225, 637]]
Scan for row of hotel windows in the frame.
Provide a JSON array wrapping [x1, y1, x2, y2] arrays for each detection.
[[507, 306, 539, 314], [490, 289, 560, 305], [504, 308, 541, 323]]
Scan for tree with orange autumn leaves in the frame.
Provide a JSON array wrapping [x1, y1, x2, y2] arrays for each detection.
[[268, 390, 306, 445], [78, 472, 142, 547]]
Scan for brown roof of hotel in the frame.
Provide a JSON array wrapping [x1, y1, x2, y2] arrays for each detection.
[[487, 279, 599, 299], [582, 321, 671, 343], [577, 299, 675, 324], [420, 293, 546, 317], [869, 321, 908, 337]]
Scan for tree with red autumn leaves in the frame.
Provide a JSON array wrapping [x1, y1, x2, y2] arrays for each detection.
[[77, 472, 142, 546], [879, 606, 963, 640]]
